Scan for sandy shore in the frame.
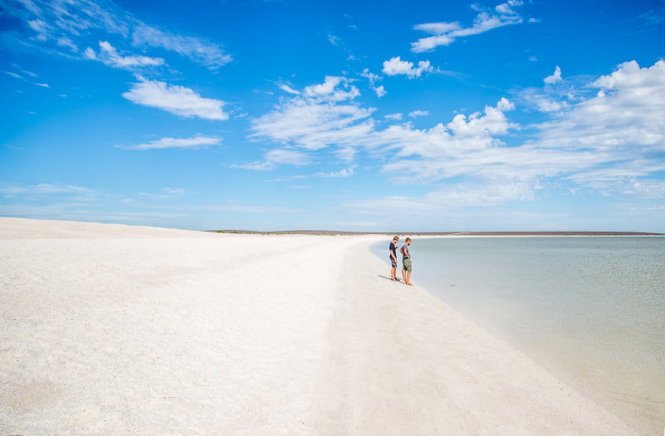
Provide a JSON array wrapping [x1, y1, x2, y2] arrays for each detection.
[[0, 218, 640, 434]]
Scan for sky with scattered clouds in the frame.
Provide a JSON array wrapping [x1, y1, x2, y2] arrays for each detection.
[[2, 0, 665, 231]]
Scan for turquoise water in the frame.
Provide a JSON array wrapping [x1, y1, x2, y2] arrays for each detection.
[[372, 237, 665, 433]]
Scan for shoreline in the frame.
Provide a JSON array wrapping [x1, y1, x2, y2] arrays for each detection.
[[322, 239, 639, 435], [1, 218, 641, 434], [209, 230, 664, 237], [369, 238, 659, 434]]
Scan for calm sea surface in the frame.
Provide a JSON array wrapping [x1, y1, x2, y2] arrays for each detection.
[[372, 237, 665, 434]]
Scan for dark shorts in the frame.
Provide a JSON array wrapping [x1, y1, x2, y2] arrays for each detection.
[[403, 258, 412, 272], [390, 257, 397, 268]]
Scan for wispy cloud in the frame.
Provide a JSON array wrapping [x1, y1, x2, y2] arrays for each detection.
[[408, 110, 429, 118], [84, 41, 164, 69], [249, 60, 665, 213], [382, 56, 433, 78], [234, 148, 312, 171], [4, 67, 50, 88], [315, 166, 356, 178], [122, 78, 229, 120], [302, 76, 360, 102], [267, 166, 356, 182], [278, 84, 301, 95], [137, 187, 189, 199], [120, 135, 222, 150], [250, 76, 374, 156], [327, 32, 340, 46], [637, 4, 665, 31], [3, 0, 231, 69], [533, 60, 665, 186], [5, 71, 23, 80], [360, 68, 387, 97], [411, 0, 528, 53], [132, 24, 232, 68], [345, 180, 536, 215], [0, 183, 95, 200]]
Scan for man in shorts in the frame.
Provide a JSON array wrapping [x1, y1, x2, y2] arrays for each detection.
[[388, 235, 400, 281], [401, 238, 413, 286]]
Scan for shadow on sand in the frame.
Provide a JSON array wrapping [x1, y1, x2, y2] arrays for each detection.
[[377, 274, 402, 283]]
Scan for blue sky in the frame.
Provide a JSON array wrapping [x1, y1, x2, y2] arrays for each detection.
[[2, 0, 665, 231]]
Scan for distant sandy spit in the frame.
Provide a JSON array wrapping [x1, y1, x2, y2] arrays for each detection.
[[0, 218, 638, 435]]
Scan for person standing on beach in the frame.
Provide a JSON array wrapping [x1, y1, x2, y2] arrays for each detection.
[[401, 238, 413, 286], [389, 236, 400, 281]]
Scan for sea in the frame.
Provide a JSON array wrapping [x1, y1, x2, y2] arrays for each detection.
[[373, 236, 665, 434]]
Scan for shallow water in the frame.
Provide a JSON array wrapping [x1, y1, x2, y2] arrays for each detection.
[[372, 237, 665, 434]]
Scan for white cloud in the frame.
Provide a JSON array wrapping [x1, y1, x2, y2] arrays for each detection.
[[234, 148, 311, 171], [250, 77, 520, 173], [374, 85, 387, 97], [415, 22, 462, 35], [268, 166, 357, 182], [408, 110, 429, 118], [251, 97, 374, 153], [0, 183, 94, 199], [345, 180, 536, 215], [120, 135, 222, 150], [385, 113, 403, 121], [544, 65, 562, 84], [361, 69, 381, 83], [518, 87, 569, 112], [536, 99, 565, 112], [5, 71, 23, 80], [85, 41, 164, 69], [303, 76, 360, 102], [249, 61, 665, 214], [4, 68, 47, 88], [27, 18, 50, 40], [411, 0, 527, 52], [279, 84, 301, 95], [327, 33, 340, 46], [251, 77, 373, 153], [265, 149, 311, 165], [122, 79, 228, 120], [382, 56, 433, 78], [137, 187, 189, 199], [315, 166, 356, 178], [4, 0, 231, 69], [361, 68, 387, 97], [535, 60, 665, 164], [56, 37, 77, 51], [132, 25, 232, 68], [377, 98, 527, 181]]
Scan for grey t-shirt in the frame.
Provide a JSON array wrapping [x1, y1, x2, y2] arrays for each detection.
[[401, 243, 410, 260]]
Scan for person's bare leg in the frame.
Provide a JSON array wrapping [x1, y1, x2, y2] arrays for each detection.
[[406, 270, 413, 285], [390, 266, 396, 280], [402, 267, 407, 284]]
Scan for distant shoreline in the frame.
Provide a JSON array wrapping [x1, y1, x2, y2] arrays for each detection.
[[207, 230, 664, 236]]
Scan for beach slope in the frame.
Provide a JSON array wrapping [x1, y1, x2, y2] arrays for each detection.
[[0, 218, 638, 434]]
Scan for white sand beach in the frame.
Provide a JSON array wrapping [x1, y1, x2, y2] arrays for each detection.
[[0, 218, 640, 434]]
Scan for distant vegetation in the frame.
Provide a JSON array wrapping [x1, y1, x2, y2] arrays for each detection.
[[206, 230, 663, 236]]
